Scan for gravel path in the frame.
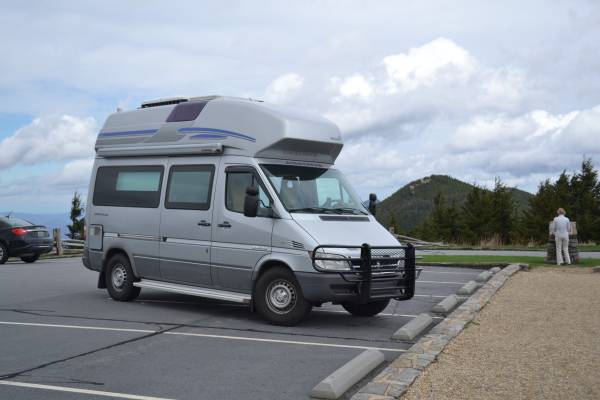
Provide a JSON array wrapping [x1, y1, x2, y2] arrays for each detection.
[[403, 267, 600, 400]]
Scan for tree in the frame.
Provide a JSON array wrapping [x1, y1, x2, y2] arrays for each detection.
[[67, 192, 85, 239], [489, 178, 515, 244], [461, 185, 492, 244]]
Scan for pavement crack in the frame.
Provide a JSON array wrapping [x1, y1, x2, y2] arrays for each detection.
[[0, 324, 185, 381]]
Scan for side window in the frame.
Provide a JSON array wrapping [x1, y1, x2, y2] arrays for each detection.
[[225, 170, 270, 216], [93, 166, 164, 208], [165, 165, 215, 210]]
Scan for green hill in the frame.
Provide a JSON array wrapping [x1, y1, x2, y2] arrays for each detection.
[[376, 175, 532, 232]]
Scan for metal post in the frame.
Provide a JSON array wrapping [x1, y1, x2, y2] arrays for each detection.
[[359, 243, 372, 303], [404, 243, 416, 298]]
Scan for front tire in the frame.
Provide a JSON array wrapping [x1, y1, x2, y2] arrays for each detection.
[[105, 254, 140, 301], [0, 242, 8, 264], [342, 299, 391, 317], [254, 268, 312, 326], [20, 254, 40, 263]]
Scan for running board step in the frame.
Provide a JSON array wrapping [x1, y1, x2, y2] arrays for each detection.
[[133, 280, 251, 304]]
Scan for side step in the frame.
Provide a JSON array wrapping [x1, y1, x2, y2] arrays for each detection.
[[133, 280, 251, 304]]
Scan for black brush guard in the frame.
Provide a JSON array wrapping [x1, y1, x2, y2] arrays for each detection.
[[311, 243, 416, 303]]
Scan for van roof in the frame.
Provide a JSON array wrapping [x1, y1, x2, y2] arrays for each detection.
[[95, 96, 343, 164]]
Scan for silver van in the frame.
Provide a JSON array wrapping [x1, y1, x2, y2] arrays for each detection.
[[83, 96, 415, 325]]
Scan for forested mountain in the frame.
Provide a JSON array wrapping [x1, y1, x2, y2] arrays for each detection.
[[376, 175, 532, 232]]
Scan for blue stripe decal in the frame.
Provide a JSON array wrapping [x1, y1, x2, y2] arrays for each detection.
[[98, 129, 158, 137], [179, 127, 256, 142], [190, 133, 228, 140]]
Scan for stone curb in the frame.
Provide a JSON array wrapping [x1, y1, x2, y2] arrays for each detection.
[[311, 349, 385, 399], [350, 263, 523, 400], [456, 280, 478, 295], [431, 294, 459, 314], [475, 270, 493, 282], [391, 314, 433, 342]]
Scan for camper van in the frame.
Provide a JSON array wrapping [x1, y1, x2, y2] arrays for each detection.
[[83, 96, 416, 325]]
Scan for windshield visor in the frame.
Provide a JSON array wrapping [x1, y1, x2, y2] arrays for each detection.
[[261, 164, 367, 215]]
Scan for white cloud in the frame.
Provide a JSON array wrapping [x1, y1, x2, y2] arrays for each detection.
[[264, 73, 304, 103], [338, 74, 374, 99], [0, 115, 97, 169], [383, 37, 476, 93]]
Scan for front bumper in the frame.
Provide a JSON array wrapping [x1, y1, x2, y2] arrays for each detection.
[[301, 244, 416, 304]]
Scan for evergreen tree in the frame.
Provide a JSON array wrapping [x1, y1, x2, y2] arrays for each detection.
[[569, 159, 600, 242], [461, 186, 492, 244], [489, 178, 515, 244], [68, 192, 85, 239]]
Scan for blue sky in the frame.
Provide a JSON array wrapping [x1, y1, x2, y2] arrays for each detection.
[[1, 1, 600, 214]]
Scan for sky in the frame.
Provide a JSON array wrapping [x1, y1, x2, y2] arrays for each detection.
[[1, 0, 599, 214]]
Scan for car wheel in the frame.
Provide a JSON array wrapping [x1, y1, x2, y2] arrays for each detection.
[[105, 253, 141, 301], [254, 268, 312, 326], [20, 254, 40, 263], [342, 299, 391, 317], [0, 242, 8, 264]]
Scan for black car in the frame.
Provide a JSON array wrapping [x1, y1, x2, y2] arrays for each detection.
[[0, 215, 53, 264]]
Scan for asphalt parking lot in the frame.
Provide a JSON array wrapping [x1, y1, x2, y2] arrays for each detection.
[[0, 257, 484, 400]]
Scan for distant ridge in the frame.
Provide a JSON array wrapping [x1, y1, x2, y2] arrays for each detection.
[[376, 175, 532, 232]]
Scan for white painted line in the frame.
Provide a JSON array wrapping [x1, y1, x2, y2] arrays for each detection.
[[417, 280, 467, 285], [313, 309, 443, 319], [414, 294, 456, 299], [0, 380, 173, 400], [419, 270, 479, 276], [0, 321, 155, 334], [164, 331, 405, 352], [0, 320, 405, 353]]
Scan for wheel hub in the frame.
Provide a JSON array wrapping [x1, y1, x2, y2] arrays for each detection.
[[111, 264, 127, 289], [266, 280, 297, 314]]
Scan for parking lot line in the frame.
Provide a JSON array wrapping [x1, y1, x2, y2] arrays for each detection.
[[417, 280, 468, 285], [0, 320, 406, 353], [419, 270, 479, 276], [165, 331, 406, 352], [0, 321, 155, 334], [312, 309, 443, 319], [414, 294, 465, 299], [0, 380, 173, 400]]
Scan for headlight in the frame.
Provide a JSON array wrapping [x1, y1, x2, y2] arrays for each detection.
[[311, 250, 352, 271]]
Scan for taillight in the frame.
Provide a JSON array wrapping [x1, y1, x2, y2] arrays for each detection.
[[11, 228, 28, 236]]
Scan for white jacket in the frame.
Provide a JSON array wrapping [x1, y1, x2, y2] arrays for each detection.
[[553, 215, 571, 238]]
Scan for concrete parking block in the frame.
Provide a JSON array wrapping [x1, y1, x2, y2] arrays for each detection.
[[391, 314, 434, 341], [475, 271, 493, 282], [311, 349, 385, 399], [457, 280, 478, 295], [431, 294, 459, 314], [490, 267, 502, 273]]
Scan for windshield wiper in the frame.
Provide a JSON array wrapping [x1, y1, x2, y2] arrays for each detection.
[[331, 207, 368, 215], [288, 207, 337, 214]]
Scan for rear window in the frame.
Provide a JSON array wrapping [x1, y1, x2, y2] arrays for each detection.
[[0, 216, 34, 227], [93, 166, 164, 208]]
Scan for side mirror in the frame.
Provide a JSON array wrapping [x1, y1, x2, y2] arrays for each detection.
[[368, 193, 377, 216], [243, 186, 259, 218]]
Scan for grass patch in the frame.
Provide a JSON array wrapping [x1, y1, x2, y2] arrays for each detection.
[[420, 254, 600, 267], [418, 243, 600, 252]]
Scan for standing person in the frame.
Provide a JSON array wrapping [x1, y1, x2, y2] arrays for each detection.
[[553, 208, 571, 265]]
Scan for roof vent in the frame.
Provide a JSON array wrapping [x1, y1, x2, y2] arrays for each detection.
[[140, 97, 189, 109]]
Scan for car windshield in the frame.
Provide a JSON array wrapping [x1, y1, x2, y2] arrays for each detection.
[[1, 216, 34, 227], [260, 164, 368, 215]]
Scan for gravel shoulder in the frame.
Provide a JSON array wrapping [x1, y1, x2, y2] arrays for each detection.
[[403, 267, 600, 400]]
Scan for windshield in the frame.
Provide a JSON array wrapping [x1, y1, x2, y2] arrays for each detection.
[[261, 164, 368, 215]]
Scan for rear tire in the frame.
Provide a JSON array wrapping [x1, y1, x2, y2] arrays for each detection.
[[0, 242, 8, 264], [342, 299, 391, 317], [254, 268, 312, 326], [20, 254, 40, 263], [105, 254, 141, 301]]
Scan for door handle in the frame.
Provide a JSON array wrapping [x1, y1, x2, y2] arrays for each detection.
[[217, 221, 231, 228], [197, 220, 211, 227]]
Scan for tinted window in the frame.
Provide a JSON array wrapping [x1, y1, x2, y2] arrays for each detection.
[[165, 165, 215, 210], [166, 101, 208, 122], [93, 166, 164, 208], [225, 170, 270, 216]]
